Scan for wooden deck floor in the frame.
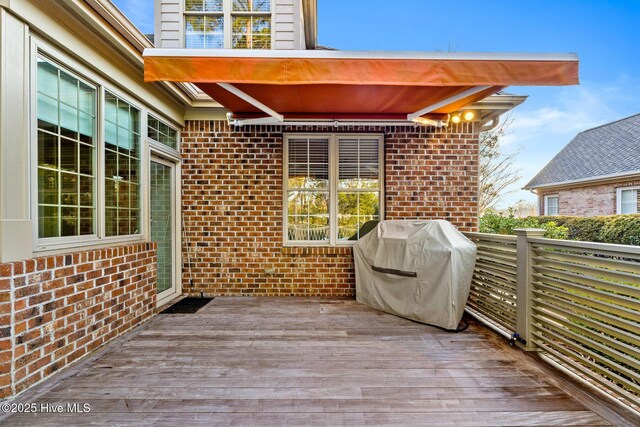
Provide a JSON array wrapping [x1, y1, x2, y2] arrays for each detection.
[[1, 297, 636, 426]]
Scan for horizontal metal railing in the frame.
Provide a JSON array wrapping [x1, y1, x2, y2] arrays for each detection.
[[465, 232, 518, 335], [528, 237, 640, 408]]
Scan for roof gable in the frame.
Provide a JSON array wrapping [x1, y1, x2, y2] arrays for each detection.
[[525, 113, 640, 188]]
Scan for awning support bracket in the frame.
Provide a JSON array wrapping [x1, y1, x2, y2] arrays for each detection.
[[407, 85, 492, 122], [218, 82, 284, 126]]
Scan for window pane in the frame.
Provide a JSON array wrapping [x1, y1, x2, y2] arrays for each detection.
[[546, 196, 558, 215], [105, 93, 118, 123], [204, 16, 224, 48], [79, 143, 93, 175], [61, 172, 78, 206], [105, 93, 141, 237], [80, 208, 94, 235], [79, 176, 93, 207], [105, 149, 118, 179], [185, 0, 204, 11], [147, 115, 178, 149], [621, 189, 635, 203], [60, 138, 78, 172], [620, 190, 639, 214], [288, 216, 329, 241], [79, 112, 94, 143], [79, 83, 94, 114], [287, 191, 329, 241], [38, 169, 58, 205], [117, 102, 131, 130], [288, 138, 328, 189], [37, 94, 59, 132], [204, 0, 223, 11], [105, 208, 117, 236], [232, 16, 271, 49], [232, 0, 270, 12], [38, 131, 58, 169], [39, 206, 59, 238], [59, 73, 78, 108], [37, 59, 58, 98], [61, 206, 78, 236], [338, 192, 380, 240], [339, 138, 379, 189], [37, 58, 96, 240], [185, 15, 223, 48], [186, 0, 223, 11], [105, 178, 117, 208]]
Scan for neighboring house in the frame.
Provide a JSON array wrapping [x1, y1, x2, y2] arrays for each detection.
[[0, 0, 577, 397], [525, 114, 640, 216]]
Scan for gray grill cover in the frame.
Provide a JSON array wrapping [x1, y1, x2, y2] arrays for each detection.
[[354, 220, 477, 330]]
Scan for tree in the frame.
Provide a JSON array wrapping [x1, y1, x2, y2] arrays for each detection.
[[478, 116, 522, 213]]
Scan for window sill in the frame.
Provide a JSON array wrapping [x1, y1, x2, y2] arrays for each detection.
[[34, 235, 146, 257]]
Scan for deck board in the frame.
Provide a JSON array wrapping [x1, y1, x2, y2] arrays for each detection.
[[1, 297, 636, 426]]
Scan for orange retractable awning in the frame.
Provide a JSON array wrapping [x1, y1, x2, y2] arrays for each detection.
[[144, 49, 579, 121]]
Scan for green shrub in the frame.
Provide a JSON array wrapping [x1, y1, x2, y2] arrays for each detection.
[[563, 216, 608, 242], [598, 215, 640, 246], [479, 210, 568, 239], [480, 212, 640, 246]]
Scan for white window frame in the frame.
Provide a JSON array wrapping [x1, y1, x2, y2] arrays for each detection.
[[30, 38, 180, 254], [616, 186, 640, 215], [183, 0, 274, 49], [147, 114, 181, 153], [544, 195, 559, 216], [283, 133, 385, 247]]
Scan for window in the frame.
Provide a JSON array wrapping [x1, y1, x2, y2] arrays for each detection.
[[148, 116, 178, 150], [36, 58, 96, 239], [185, 0, 271, 49], [617, 187, 639, 214], [285, 134, 383, 245], [544, 195, 559, 216], [104, 92, 141, 237], [231, 0, 271, 49], [33, 48, 175, 251]]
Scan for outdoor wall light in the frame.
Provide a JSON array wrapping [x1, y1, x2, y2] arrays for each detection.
[[450, 111, 475, 124]]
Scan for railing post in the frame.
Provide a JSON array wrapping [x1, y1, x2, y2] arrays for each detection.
[[514, 228, 545, 351]]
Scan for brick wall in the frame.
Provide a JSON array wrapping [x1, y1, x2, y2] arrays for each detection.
[[0, 243, 156, 398], [181, 120, 479, 297], [538, 179, 640, 216]]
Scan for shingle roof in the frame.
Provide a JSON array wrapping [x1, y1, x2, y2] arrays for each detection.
[[525, 113, 640, 188]]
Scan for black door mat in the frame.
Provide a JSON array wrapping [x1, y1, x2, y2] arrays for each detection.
[[160, 297, 214, 314]]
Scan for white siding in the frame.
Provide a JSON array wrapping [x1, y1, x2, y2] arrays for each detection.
[[155, 0, 181, 48], [273, 0, 300, 50]]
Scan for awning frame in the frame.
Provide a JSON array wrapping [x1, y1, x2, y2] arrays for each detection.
[[222, 82, 496, 128]]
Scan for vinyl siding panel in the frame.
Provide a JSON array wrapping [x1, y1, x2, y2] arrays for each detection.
[[273, 0, 301, 50], [157, 0, 181, 48]]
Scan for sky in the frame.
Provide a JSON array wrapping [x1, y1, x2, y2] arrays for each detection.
[[114, 0, 640, 209]]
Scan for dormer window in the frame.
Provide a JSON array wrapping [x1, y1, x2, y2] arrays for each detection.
[[185, 0, 271, 49]]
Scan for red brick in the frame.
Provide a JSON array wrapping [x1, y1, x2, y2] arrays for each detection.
[[180, 120, 479, 297]]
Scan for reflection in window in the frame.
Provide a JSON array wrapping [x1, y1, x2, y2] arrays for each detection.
[[285, 135, 382, 244], [287, 138, 329, 241], [337, 138, 380, 240], [104, 92, 140, 237], [185, 0, 270, 49], [619, 189, 639, 214], [148, 116, 178, 149], [37, 57, 96, 238]]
